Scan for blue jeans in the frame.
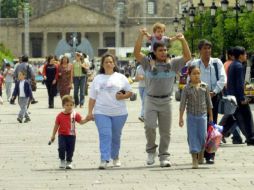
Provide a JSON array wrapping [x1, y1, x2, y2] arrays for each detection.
[[94, 114, 128, 161], [138, 87, 146, 117], [73, 76, 86, 106]]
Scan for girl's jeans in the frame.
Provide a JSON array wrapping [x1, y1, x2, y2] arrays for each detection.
[[94, 114, 128, 161], [18, 97, 29, 119]]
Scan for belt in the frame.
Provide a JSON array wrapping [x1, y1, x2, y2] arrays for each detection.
[[148, 94, 170, 98]]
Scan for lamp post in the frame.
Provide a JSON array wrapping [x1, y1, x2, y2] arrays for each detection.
[[220, 0, 253, 57], [115, 0, 125, 57], [24, 1, 29, 56]]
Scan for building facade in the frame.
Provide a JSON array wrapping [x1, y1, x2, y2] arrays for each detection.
[[0, 0, 179, 58]]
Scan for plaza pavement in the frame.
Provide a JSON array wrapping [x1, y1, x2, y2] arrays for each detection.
[[0, 82, 254, 190]]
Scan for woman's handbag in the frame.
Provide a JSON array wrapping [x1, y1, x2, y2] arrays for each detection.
[[218, 95, 237, 115]]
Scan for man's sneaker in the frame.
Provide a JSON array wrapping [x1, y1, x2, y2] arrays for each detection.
[[17, 118, 22, 123], [147, 153, 156, 165], [24, 117, 31, 123], [160, 160, 171, 167], [31, 100, 38, 104], [99, 160, 108, 169], [65, 161, 73, 169], [113, 159, 121, 167], [59, 160, 65, 169], [138, 116, 144, 122]]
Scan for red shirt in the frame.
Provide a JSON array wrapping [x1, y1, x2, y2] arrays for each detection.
[[55, 111, 82, 136]]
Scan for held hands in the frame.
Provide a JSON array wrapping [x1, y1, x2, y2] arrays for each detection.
[[85, 113, 94, 121]]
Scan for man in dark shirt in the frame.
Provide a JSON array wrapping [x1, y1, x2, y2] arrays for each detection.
[[227, 46, 254, 145]]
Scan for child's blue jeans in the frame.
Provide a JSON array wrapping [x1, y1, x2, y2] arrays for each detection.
[[94, 114, 128, 161]]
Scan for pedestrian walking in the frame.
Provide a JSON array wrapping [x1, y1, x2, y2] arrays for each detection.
[[11, 71, 32, 123], [227, 46, 254, 146], [3, 63, 14, 101], [58, 55, 73, 98], [134, 30, 191, 167], [135, 64, 146, 122], [190, 39, 227, 164], [85, 54, 132, 169], [42, 55, 59, 108], [50, 95, 88, 169], [179, 65, 213, 169], [72, 52, 89, 108]]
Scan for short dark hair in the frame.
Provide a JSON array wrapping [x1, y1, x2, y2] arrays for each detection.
[[62, 95, 74, 106], [188, 65, 200, 75], [198, 39, 212, 50], [232, 46, 246, 59], [227, 47, 234, 56], [21, 55, 29, 62], [99, 54, 119, 74], [6, 63, 10, 67], [153, 42, 167, 52]]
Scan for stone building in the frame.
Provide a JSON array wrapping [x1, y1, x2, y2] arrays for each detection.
[[0, 0, 179, 58]]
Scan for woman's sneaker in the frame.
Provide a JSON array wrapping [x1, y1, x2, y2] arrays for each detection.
[[99, 160, 108, 169], [113, 159, 121, 167], [59, 160, 65, 169], [66, 161, 73, 169]]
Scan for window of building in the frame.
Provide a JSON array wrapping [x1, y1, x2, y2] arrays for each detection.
[[147, 0, 156, 15]]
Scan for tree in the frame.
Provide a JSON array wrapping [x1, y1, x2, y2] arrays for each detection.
[[0, 0, 28, 18]]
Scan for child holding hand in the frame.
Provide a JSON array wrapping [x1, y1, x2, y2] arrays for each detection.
[[179, 65, 213, 169], [50, 95, 88, 169]]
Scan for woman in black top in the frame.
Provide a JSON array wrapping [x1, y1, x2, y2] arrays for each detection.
[[43, 55, 59, 108]]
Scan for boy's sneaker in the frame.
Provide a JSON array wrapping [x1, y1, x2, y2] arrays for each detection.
[[113, 159, 121, 167], [160, 160, 171, 167], [65, 161, 73, 169], [17, 118, 22, 123], [59, 160, 65, 169], [99, 160, 108, 169], [24, 117, 31, 123], [147, 153, 156, 165]]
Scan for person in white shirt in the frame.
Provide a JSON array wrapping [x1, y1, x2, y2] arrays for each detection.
[[3, 63, 14, 101], [86, 54, 132, 169]]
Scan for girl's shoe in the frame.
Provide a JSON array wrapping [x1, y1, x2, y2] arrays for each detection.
[[113, 159, 121, 167], [17, 118, 22, 123], [99, 160, 108, 169], [59, 160, 65, 169], [191, 153, 198, 169], [24, 117, 31, 123]]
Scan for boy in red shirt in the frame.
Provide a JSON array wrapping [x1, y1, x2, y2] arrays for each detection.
[[50, 95, 88, 169]]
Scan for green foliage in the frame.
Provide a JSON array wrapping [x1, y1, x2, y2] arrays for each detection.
[[183, 8, 254, 57], [0, 43, 14, 68], [0, 0, 30, 18]]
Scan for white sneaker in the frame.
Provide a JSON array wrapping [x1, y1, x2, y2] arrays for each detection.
[[59, 160, 65, 169], [99, 161, 107, 169], [113, 159, 121, 167], [160, 160, 171, 167], [65, 161, 73, 169], [147, 153, 156, 165]]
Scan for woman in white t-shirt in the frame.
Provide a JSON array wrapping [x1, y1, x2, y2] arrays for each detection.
[[86, 54, 132, 169]]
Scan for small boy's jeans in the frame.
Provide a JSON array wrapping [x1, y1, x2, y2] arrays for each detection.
[[58, 135, 76, 162], [94, 114, 128, 161], [18, 97, 29, 119]]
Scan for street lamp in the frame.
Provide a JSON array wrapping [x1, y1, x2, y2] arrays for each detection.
[[210, 2, 217, 17], [173, 17, 179, 32], [246, 0, 254, 11]]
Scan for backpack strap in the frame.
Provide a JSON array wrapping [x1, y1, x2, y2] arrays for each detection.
[[213, 61, 219, 81], [70, 111, 76, 135]]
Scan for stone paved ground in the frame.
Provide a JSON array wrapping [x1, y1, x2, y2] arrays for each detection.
[[0, 83, 254, 190]]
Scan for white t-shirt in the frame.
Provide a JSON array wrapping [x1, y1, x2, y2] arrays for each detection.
[[19, 80, 26, 97], [90, 72, 132, 116]]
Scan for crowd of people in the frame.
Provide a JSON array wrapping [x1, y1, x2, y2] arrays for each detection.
[[1, 22, 254, 170]]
